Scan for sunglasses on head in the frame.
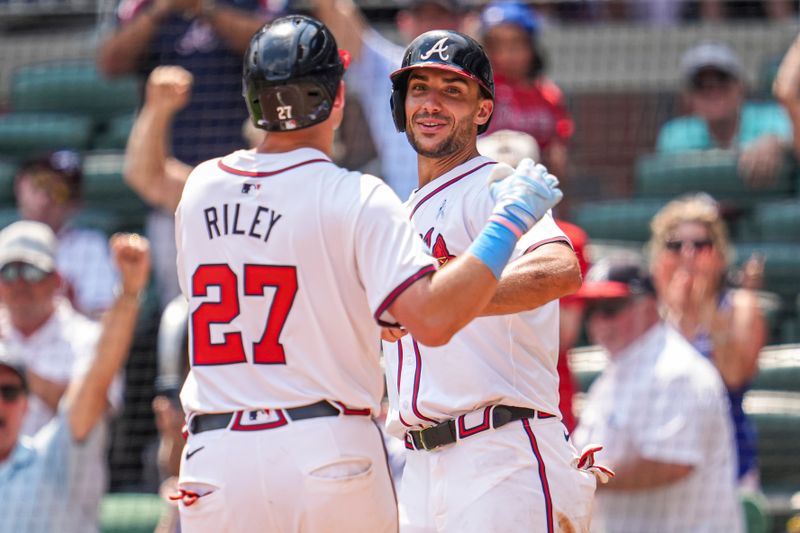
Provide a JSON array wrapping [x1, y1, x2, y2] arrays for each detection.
[[586, 298, 631, 318], [664, 239, 714, 253], [0, 263, 49, 284], [0, 384, 24, 403]]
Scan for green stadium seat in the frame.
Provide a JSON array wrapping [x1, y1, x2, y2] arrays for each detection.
[[572, 199, 665, 243], [0, 207, 20, 229], [744, 391, 800, 531], [568, 345, 607, 393], [93, 114, 134, 151], [751, 200, 800, 242], [758, 54, 783, 100], [11, 61, 139, 125], [0, 160, 18, 206], [741, 492, 772, 533], [99, 492, 165, 533], [751, 344, 800, 393], [81, 151, 148, 232], [734, 243, 800, 303], [0, 113, 93, 160], [635, 151, 795, 205]]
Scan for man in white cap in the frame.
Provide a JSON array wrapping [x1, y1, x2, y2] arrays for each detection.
[[657, 41, 792, 186], [0, 221, 123, 437], [0, 232, 150, 532]]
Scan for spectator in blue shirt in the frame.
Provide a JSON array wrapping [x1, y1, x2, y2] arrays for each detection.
[[0, 233, 150, 533], [657, 41, 792, 187]]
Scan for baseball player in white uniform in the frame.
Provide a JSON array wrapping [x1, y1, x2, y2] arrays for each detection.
[[382, 30, 606, 533], [173, 16, 565, 533]]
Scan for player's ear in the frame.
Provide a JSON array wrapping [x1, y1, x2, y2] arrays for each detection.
[[474, 98, 493, 128], [333, 81, 346, 110]]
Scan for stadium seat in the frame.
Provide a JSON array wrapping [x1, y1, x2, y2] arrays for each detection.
[[751, 200, 800, 242], [572, 199, 665, 243], [568, 345, 607, 393], [99, 492, 164, 533], [81, 151, 148, 232], [0, 113, 93, 160], [751, 344, 800, 393], [0, 159, 18, 206], [93, 114, 135, 151], [11, 61, 139, 125], [635, 151, 795, 205], [744, 391, 800, 531]]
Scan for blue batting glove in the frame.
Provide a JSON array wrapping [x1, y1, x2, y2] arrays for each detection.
[[487, 159, 563, 237]]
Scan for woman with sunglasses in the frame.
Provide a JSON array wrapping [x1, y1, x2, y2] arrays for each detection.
[[648, 193, 766, 489]]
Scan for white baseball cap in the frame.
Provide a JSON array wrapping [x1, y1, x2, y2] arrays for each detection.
[[680, 41, 743, 83], [477, 129, 541, 167], [0, 220, 57, 273]]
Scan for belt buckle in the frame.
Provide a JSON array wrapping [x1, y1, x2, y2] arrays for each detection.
[[416, 426, 437, 451]]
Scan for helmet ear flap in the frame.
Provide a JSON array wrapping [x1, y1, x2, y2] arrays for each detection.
[[390, 80, 407, 133]]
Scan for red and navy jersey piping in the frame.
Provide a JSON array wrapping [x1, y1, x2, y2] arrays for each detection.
[[374, 264, 437, 327], [409, 161, 496, 218]]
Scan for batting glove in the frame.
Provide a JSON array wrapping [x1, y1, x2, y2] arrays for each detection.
[[571, 444, 615, 484], [487, 158, 563, 238]]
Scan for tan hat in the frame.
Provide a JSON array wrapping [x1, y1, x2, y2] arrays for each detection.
[[477, 129, 541, 167], [0, 221, 57, 273]]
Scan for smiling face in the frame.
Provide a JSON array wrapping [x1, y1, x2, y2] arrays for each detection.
[[651, 220, 726, 296], [403, 67, 493, 158], [0, 366, 27, 462]]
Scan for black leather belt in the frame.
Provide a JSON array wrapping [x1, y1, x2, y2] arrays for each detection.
[[190, 400, 345, 434], [407, 405, 555, 452]]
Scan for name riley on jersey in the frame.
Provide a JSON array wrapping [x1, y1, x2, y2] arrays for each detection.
[[202, 201, 283, 242]]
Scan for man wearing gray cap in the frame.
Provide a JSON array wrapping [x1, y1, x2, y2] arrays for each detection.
[[0, 232, 150, 533], [0, 221, 123, 438], [657, 41, 792, 187]]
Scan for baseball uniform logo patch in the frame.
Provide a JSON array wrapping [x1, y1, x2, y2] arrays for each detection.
[[420, 37, 450, 61], [421, 228, 455, 266], [241, 183, 261, 194]]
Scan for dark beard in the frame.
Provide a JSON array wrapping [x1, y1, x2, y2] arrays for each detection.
[[406, 113, 474, 158]]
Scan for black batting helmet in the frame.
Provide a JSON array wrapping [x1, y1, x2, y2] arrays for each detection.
[[390, 30, 494, 134], [243, 15, 348, 132]]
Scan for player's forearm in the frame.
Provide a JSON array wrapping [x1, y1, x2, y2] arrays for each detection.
[[481, 242, 581, 316], [124, 106, 190, 211], [393, 255, 498, 346], [312, 0, 365, 60], [67, 292, 141, 441], [601, 457, 693, 491], [97, 11, 161, 76], [204, 6, 268, 54]]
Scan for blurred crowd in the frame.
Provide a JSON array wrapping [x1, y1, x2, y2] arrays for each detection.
[[0, 0, 798, 531]]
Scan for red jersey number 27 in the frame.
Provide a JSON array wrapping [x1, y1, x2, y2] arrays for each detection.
[[190, 264, 298, 366]]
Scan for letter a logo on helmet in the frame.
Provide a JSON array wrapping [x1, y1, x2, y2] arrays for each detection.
[[420, 37, 451, 61], [389, 30, 495, 134]]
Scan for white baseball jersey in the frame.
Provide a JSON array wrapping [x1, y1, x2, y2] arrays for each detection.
[[382, 156, 570, 438], [572, 323, 743, 533], [175, 148, 437, 416]]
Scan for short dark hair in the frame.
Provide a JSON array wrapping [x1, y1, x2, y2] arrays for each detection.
[[17, 150, 83, 201]]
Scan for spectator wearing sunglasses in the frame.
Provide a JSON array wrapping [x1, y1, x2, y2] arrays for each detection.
[[0, 221, 124, 439], [0, 232, 150, 533], [656, 41, 792, 187], [14, 151, 118, 318], [572, 255, 742, 533], [649, 194, 766, 489]]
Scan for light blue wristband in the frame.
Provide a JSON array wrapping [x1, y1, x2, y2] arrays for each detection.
[[466, 220, 518, 279]]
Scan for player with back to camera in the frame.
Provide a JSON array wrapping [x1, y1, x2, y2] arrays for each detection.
[[381, 30, 611, 532], [173, 15, 564, 533]]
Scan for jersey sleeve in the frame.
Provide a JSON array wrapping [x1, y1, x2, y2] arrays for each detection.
[[354, 177, 437, 326]]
